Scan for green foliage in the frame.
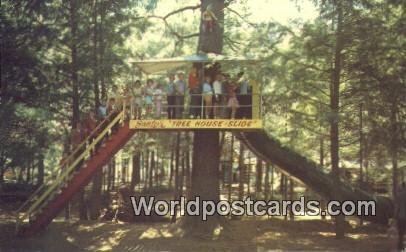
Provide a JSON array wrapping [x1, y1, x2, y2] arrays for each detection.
[[254, 0, 405, 187], [1, 0, 404, 190], [0, 0, 151, 182]]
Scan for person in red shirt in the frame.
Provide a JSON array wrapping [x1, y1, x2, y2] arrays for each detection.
[[188, 66, 199, 90], [188, 66, 201, 118]]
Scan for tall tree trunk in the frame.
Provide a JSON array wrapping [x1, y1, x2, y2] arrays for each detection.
[[37, 155, 44, 185], [390, 100, 399, 196], [238, 143, 245, 201], [149, 150, 154, 189], [89, 170, 102, 220], [69, 0, 87, 219], [0, 168, 4, 184], [92, 0, 100, 109], [131, 151, 141, 190], [320, 136, 326, 220], [256, 159, 263, 193], [289, 178, 294, 221], [90, 11, 102, 216], [228, 134, 234, 202], [264, 163, 270, 201], [180, 153, 185, 196], [172, 133, 181, 223], [247, 154, 251, 195], [144, 150, 150, 190], [186, 130, 220, 234], [283, 175, 288, 221], [26, 162, 31, 184], [98, 2, 107, 102], [270, 164, 274, 200], [169, 142, 174, 188], [155, 150, 160, 186], [185, 134, 192, 199], [184, 0, 224, 236], [78, 188, 88, 220], [359, 103, 364, 185], [330, 0, 345, 238], [69, 0, 80, 128], [280, 173, 285, 196]]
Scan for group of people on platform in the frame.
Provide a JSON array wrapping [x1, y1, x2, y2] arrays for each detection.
[[100, 66, 253, 120], [63, 65, 254, 168], [178, 67, 252, 120]]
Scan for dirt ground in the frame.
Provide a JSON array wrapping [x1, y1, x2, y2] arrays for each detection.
[[0, 214, 391, 252]]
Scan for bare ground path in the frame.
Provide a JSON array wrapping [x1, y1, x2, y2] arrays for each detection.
[[0, 214, 389, 252]]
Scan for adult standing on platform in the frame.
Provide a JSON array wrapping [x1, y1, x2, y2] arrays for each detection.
[[166, 74, 176, 119], [188, 66, 201, 118], [237, 71, 250, 119], [212, 73, 224, 118], [396, 182, 406, 251], [132, 80, 143, 120], [174, 71, 186, 119]]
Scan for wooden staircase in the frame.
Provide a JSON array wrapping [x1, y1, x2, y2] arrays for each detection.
[[16, 111, 135, 236]]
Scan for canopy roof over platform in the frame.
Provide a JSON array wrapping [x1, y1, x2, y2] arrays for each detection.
[[133, 53, 260, 74]]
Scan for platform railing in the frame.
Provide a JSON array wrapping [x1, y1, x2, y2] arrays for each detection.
[[118, 93, 262, 120], [15, 110, 125, 233]]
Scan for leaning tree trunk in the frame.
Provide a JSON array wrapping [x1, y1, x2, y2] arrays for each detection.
[[183, 0, 224, 237]]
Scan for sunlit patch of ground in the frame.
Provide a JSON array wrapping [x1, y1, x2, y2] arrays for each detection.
[[0, 213, 391, 252]]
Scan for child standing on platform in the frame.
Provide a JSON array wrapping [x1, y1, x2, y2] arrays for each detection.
[[202, 75, 213, 119], [227, 81, 239, 119]]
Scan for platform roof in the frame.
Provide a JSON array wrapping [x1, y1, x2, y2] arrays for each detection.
[[133, 53, 260, 74]]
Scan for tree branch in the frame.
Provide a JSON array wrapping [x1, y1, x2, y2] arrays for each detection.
[[143, 15, 199, 40], [163, 4, 201, 20], [226, 6, 256, 27]]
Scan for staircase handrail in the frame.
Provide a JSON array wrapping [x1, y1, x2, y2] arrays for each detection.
[[15, 110, 118, 214], [16, 110, 124, 229]]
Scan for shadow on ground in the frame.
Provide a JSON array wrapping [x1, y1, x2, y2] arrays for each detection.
[[0, 217, 389, 252]]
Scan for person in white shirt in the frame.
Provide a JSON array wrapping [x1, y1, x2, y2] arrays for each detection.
[[212, 73, 223, 118], [174, 71, 186, 119], [202, 75, 213, 119], [154, 82, 163, 118]]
